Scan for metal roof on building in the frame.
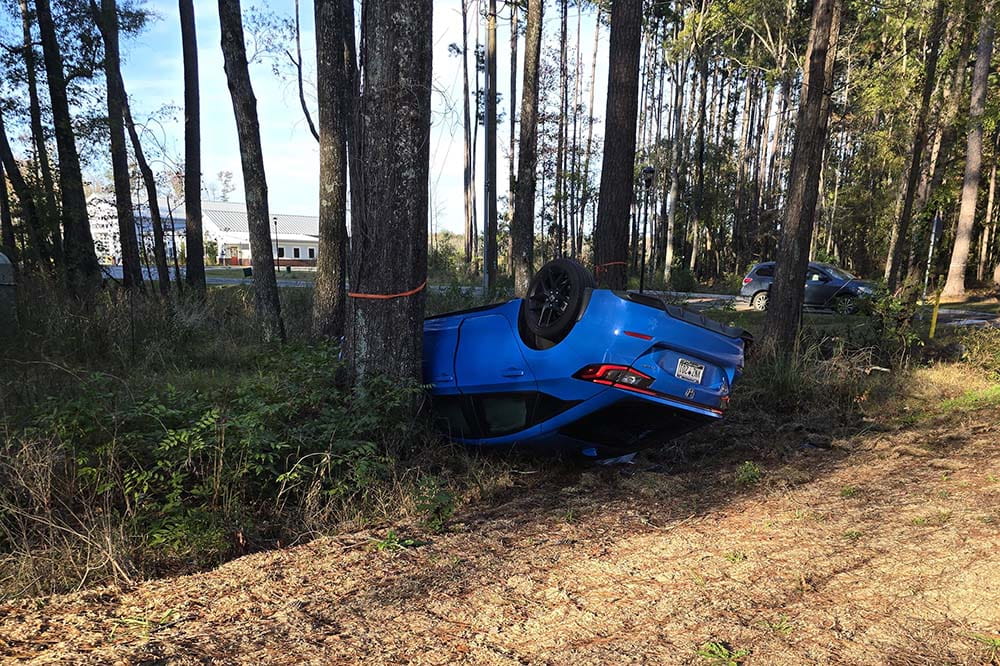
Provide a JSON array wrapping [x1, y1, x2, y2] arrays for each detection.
[[133, 200, 319, 239], [200, 201, 319, 236]]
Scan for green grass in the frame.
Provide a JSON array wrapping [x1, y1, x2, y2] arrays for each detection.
[[940, 385, 1000, 412], [735, 461, 762, 486], [696, 641, 750, 665]]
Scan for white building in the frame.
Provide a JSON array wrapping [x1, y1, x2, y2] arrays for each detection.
[[88, 195, 320, 267]]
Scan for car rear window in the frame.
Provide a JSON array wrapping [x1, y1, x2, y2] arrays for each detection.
[[755, 265, 774, 277]]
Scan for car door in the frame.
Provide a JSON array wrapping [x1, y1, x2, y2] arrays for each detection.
[[804, 266, 837, 305], [455, 314, 540, 437]]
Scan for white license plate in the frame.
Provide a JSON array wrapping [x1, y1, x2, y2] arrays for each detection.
[[675, 358, 705, 384]]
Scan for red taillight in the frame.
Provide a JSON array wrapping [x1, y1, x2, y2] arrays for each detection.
[[574, 364, 654, 391], [624, 330, 653, 340], [742, 277, 753, 285], [574, 363, 725, 415]]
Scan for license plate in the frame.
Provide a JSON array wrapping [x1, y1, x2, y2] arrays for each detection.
[[675, 358, 705, 384]]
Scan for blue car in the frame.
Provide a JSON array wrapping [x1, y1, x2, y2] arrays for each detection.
[[423, 259, 751, 458]]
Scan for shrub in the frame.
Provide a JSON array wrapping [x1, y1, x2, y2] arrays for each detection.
[[956, 327, 1000, 379], [669, 266, 697, 293]]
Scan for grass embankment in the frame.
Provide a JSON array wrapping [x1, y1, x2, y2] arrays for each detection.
[[3, 325, 999, 663], [0, 279, 513, 599], [1, 277, 997, 611]]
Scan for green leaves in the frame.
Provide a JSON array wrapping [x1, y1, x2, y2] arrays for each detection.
[[6, 342, 421, 567]]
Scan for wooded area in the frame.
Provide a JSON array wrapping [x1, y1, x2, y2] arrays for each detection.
[[2, 4, 1000, 650], [1, 0, 998, 374]]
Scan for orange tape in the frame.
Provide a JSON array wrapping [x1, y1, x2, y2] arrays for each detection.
[[348, 279, 427, 300], [595, 261, 627, 276]]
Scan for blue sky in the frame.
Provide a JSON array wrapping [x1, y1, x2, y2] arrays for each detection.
[[118, 0, 606, 234]]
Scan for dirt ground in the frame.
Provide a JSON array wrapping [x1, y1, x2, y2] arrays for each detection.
[[2, 385, 999, 664]]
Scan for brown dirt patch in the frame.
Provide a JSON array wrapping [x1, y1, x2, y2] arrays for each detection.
[[1, 410, 998, 665]]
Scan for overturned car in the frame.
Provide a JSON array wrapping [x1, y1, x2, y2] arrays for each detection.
[[423, 259, 751, 458]]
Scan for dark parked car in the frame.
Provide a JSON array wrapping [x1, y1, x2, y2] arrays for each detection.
[[423, 259, 751, 459], [740, 261, 875, 312]]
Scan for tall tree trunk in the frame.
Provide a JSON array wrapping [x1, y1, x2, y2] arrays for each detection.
[[0, 109, 46, 268], [340, 0, 363, 255], [462, 0, 475, 265], [688, 43, 708, 274], [941, 5, 994, 300], [345, 0, 432, 383], [594, 0, 642, 290], [311, 0, 348, 339], [761, 0, 841, 355], [512, 0, 543, 297], [218, 0, 285, 341], [554, 0, 568, 258], [906, 5, 974, 283], [98, 0, 144, 291], [1, 162, 15, 267], [978, 155, 997, 281], [884, 0, 946, 291], [508, 0, 518, 270], [180, 0, 206, 293], [664, 57, 687, 285], [123, 98, 170, 293], [34, 0, 100, 289], [483, 0, 498, 289], [19, 0, 60, 265], [579, 6, 602, 247]]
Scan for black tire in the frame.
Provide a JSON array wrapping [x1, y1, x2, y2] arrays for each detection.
[[523, 258, 595, 341], [751, 290, 769, 311], [834, 295, 859, 315]]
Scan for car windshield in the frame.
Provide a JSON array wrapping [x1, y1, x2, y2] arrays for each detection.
[[820, 265, 856, 280]]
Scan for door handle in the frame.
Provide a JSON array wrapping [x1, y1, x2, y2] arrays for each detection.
[[501, 367, 525, 378]]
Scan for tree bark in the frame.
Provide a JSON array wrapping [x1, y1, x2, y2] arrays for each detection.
[[688, 46, 708, 274], [345, 0, 432, 384], [978, 156, 996, 281], [34, 0, 100, 289], [180, 0, 206, 293], [664, 57, 686, 285], [941, 5, 994, 300], [340, 0, 364, 253], [1, 162, 17, 270], [483, 0, 499, 289], [99, 0, 144, 291], [0, 109, 46, 269], [462, 0, 475, 265], [311, 0, 348, 339], [512, 0, 543, 297], [883, 0, 946, 291], [761, 0, 841, 355], [579, 6, 601, 248], [218, 0, 285, 341], [19, 0, 60, 265], [594, 0, 642, 290], [508, 0, 518, 266]]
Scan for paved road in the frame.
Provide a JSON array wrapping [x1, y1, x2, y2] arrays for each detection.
[[101, 266, 998, 326]]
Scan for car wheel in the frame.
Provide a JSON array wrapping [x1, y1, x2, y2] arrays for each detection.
[[751, 291, 769, 311], [834, 295, 859, 315], [523, 258, 595, 342]]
